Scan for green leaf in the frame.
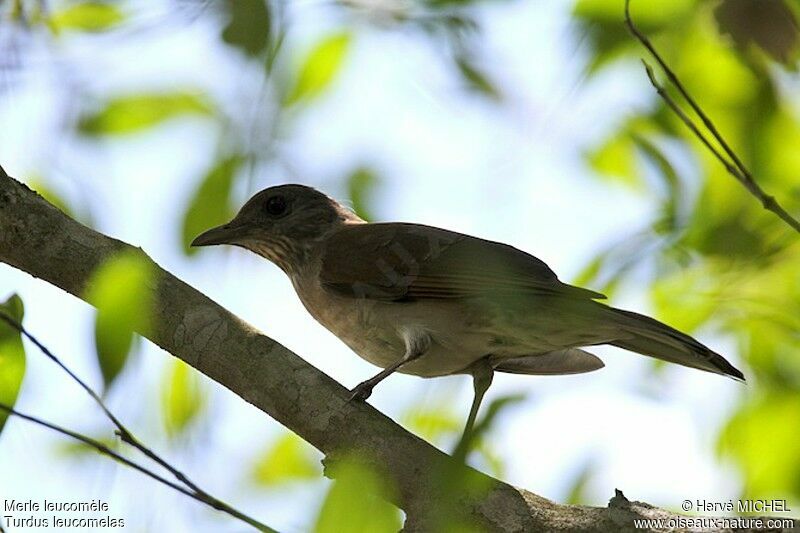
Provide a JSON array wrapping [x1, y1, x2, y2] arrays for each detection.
[[566, 459, 596, 505], [715, 0, 799, 65], [632, 135, 683, 234], [58, 434, 118, 457], [346, 167, 380, 222], [719, 393, 800, 499], [221, 0, 271, 56], [652, 268, 719, 333], [0, 294, 25, 435], [455, 56, 501, 100], [85, 251, 154, 391], [252, 432, 320, 486], [161, 359, 206, 439], [453, 394, 525, 460], [49, 2, 124, 33], [687, 209, 766, 258], [315, 456, 401, 533], [677, 23, 759, 107], [401, 406, 461, 443], [78, 92, 212, 135], [473, 441, 506, 479], [285, 32, 352, 106], [181, 155, 243, 256], [28, 178, 77, 219], [575, 0, 695, 27], [586, 132, 640, 187], [574, 0, 695, 71]]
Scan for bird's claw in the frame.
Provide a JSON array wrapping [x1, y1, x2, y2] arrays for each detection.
[[348, 382, 374, 402]]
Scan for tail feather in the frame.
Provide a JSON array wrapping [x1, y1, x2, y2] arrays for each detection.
[[606, 307, 745, 381]]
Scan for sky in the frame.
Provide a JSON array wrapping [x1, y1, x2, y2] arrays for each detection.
[[0, 1, 746, 531]]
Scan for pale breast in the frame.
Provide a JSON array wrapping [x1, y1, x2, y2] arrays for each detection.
[[289, 272, 496, 377], [291, 273, 405, 368]]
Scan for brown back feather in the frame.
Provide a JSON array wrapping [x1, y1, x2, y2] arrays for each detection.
[[320, 223, 606, 301]]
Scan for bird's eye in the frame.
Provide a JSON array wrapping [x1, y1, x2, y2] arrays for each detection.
[[265, 195, 287, 217]]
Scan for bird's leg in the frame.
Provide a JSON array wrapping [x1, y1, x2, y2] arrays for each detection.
[[459, 359, 494, 445], [349, 331, 430, 402], [348, 357, 415, 401]]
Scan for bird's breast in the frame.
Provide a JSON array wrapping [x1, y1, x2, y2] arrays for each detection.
[[289, 275, 495, 377], [292, 275, 403, 366]]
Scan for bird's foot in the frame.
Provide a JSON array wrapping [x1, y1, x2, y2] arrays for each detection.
[[348, 381, 374, 402]]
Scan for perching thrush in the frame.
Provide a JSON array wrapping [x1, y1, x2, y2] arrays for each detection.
[[192, 185, 744, 439]]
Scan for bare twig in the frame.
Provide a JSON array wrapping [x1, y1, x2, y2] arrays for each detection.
[[624, 0, 800, 235], [0, 402, 197, 499], [0, 312, 274, 533], [0, 312, 197, 486]]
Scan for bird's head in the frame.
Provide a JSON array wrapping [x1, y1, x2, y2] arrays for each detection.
[[191, 184, 362, 272]]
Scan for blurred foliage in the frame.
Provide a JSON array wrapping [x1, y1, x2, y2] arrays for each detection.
[[346, 167, 380, 221], [78, 93, 213, 136], [0, 294, 25, 436], [161, 359, 207, 440], [181, 155, 243, 256], [85, 251, 154, 392], [402, 402, 462, 443], [48, 1, 124, 34], [402, 393, 521, 478], [285, 31, 352, 106], [715, 0, 799, 65], [565, 458, 596, 505], [455, 54, 501, 100], [314, 455, 402, 533], [252, 432, 321, 486], [28, 178, 95, 226], [221, 0, 271, 57], [575, 0, 696, 71], [452, 394, 525, 463], [575, 0, 800, 507], [719, 392, 800, 502], [28, 178, 77, 219], [58, 433, 119, 457]]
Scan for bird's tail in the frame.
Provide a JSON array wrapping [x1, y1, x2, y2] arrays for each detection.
[[604, 307, 745, 381]]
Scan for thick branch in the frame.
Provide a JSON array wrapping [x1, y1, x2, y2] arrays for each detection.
[[0, 168, 793, 532]]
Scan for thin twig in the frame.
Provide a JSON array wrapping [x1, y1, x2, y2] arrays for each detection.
[[0, 312, 198, 486], [0, 403, 196, 499], [640, 62, 743, 180], [624, 0, 800, 235], [0, 313, 275, 532]]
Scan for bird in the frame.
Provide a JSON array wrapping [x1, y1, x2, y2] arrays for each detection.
[[191, 184, 744, 441]]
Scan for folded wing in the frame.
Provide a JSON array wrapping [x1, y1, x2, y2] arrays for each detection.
[[320, 223, 606, 302]]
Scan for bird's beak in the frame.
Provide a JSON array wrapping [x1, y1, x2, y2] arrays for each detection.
[[191, 221, 247, 247]]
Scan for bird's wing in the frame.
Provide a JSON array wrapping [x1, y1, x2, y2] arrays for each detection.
[[319, 223, 605, 301]]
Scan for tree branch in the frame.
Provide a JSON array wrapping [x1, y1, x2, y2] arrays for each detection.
[[625, 0, 800, 235], [0, 167, 794, 531]]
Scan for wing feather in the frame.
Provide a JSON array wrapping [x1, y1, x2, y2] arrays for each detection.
[[320, 223, 605, 301]]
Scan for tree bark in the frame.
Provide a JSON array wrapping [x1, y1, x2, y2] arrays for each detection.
[[0, 167, 794, 532]]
